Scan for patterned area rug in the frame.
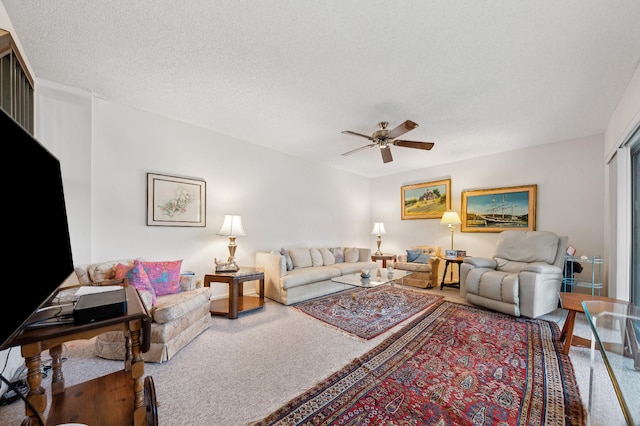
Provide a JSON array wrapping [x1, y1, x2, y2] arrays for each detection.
[[292, 285, 443, 339], [253, 301, 586, 425]]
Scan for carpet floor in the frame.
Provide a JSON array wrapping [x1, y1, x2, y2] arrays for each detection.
[[292, 285, 443, 339], [0, 286, 626, 425], [252, 301, 586, 425]]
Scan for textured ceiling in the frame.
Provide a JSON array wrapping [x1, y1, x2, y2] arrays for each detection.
[[4, 1, 640, 178]]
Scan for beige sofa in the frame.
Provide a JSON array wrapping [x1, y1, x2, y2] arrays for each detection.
[[393, 245, 442, 289], [255, 247, 377, 305], [74, 259, 212, 363], [459, 231, 568, 318]]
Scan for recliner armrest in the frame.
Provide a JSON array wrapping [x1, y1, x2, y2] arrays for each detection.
[[463, 257, 497, 269], [521, 262, 562, 274]]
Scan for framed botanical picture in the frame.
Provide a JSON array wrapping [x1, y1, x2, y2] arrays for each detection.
[[401, 179, 451, 220], [147, 173, 206, 227], [461, 184, 537, 232]]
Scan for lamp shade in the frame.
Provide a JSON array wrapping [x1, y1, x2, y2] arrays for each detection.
[[371, 222, 386, 235], [440, 211, 461, 226], [216, 214, 246, 237]]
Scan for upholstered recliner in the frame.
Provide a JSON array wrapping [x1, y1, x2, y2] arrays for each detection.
[[459, 231, 568, 318], [393, 245, 442, 289]]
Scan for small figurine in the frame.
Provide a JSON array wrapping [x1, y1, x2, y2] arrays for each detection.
[[215, 258, 239, 272]]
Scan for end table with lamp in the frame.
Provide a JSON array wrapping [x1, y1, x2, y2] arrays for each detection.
[[440, 211, 463, 289]]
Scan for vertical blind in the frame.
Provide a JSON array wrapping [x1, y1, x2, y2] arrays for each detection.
[[0, 29, 34, 134]]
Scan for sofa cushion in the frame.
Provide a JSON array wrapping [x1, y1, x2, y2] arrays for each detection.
[[151, 287, 212, 323], [393, 261, 433, 272], [320, 248, 335, 265], [406, 249, 422, 262], [411, 253, 432, 264], [310, 248, 323, 266], [493, 230, 559, 264], [344, 247, 359, 262], [289, 248, 312, 269], [280, 248, 293, 271], [115, 261, 157, 306], [280, 266, 342, 290], [330, 247, 345, 263], [141, 259, 183, 296]]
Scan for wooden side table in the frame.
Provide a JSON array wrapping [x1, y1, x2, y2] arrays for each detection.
[[440, 257, 464, 290], [8, 285, 156, 426], [371, 253, 396, 268], [204, 267, 265, 319], [558, 292, 628, 355]]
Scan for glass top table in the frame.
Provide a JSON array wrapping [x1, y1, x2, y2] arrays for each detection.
[[332, 268, 412, 288], [582, 300, 640, 426]]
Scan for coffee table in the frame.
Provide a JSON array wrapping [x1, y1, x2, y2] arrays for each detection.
[[332, 268, 412, 288]]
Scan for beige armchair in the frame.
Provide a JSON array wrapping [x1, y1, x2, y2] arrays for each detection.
[[393, 245, 442, 289], [459, 231, 568, 318]]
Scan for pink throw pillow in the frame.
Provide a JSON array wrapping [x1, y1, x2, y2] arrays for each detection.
[[115, 261, 156, 306], [140, 259, 183, 296]]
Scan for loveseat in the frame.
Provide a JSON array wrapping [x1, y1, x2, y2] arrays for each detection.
[[393, 245, 442, 289], [459, 230, 568, 318], [255, 247, 377, 305], [74, 258, 212, 363]]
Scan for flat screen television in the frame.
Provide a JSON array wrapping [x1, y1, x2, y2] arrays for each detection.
[[0, 108, 75, 351]]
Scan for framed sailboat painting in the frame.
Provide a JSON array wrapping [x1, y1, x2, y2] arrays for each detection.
[[461, 184, 537, 232]]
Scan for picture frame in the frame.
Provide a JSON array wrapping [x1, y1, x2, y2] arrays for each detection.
[[146, 173, 206, 227], [461, 184, 536, 232], [400, 178, 451, 220]]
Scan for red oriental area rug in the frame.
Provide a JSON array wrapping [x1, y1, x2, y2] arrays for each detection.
[[253, 301, 586, 426], [292, 285, 443, 340]]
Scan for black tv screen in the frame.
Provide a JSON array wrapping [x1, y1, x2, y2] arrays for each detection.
[[0, 108, 75, 350]]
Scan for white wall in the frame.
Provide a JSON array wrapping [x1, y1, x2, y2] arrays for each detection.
[[371, 134, 605, 292], [34, 82, 607, 299], [86, 97, 372, 298]]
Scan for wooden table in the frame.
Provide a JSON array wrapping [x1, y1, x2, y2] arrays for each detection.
[[204, 267, 265, 319], [7, 285, 156, 426], [440, 256, 464, 290], [559, 292, 628, 355], [371, 253, 396, 268]]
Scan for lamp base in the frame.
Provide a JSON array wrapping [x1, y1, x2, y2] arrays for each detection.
[[374, 250, 383, 255]]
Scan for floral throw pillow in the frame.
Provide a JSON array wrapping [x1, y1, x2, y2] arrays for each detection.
[[330, 247, 345, 263], [140, 259, 183, 296], [115, 261, 156, 306]]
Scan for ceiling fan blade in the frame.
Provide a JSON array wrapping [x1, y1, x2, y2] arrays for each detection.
[[341, 143, 377, 156], [394, 140, 435, 150], [341, 130, 373, 140], [381, 146, 393, 163], [386, 120, 418, 139]]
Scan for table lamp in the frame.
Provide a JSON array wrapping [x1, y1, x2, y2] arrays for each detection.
[[216, 214, 246, 271], [371, 222, 386, 255], [440, 211, 461, 250]]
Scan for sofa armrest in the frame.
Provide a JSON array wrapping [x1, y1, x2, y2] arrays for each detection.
[[256, 251, 287, 303], [463, 257, 497, 269]]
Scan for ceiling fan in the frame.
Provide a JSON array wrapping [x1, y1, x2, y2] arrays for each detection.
[[341, 120, 435, 163]]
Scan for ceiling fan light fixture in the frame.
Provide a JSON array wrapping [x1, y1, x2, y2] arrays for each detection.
[[341, 119, 435, 163]]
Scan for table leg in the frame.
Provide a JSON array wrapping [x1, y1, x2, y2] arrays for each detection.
[[229, 281, 239, 319], [50, 344, 65, 395], [440, 261, 450, 290], [561, 310, 577, 355], [130, 322, 146, 426], [258, 277, 265, 299], [21, 344, 46, 426]]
